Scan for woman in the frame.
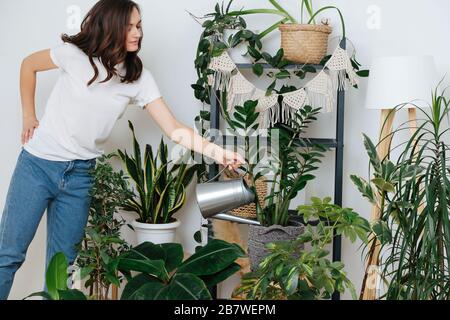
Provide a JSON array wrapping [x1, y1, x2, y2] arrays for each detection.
[[0, 0, 244, 299]]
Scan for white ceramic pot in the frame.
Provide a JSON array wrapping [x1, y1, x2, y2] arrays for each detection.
[[132, 219, 181, 245]]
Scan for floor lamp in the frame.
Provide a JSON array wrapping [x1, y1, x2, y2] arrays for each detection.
[[361, 55, 437, 300]]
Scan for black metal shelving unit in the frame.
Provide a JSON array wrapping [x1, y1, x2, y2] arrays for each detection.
[[206, 40, 346, 300]]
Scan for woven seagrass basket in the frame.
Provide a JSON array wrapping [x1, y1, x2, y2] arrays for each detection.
[[222, 169, 267, 219], [279, 23, 332, 64]]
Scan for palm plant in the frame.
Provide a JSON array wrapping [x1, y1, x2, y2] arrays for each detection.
[[118, 121, 200, 224], [352, 86, 450, 299]]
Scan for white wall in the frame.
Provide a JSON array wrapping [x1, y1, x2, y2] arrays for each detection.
[[1, 0, 449, 300]]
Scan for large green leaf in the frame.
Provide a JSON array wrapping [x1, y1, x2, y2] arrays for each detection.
[[57, 289, 87, 300], [156, 273, 212, 300], [160, 243, 184, 273], [121, 273, 163, 300], [177, 239, 245, 276], [118, 258, 168, 281], [45, 252, 69, 300], [200, 263, 241, 288]]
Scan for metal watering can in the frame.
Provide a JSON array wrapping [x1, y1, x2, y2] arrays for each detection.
[[195, 166, 261, 226]]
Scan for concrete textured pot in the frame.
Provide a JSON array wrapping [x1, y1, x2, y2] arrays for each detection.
[[248, 222, 304, 271]]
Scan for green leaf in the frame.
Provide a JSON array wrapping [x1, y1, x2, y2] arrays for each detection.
[[160, 243, 184, 273], [350, 175, 377, 204], [121, 274, 163, 300], [177, 239, 245, 276], [57, 289, 87, 300], [158, 273, 212, 300], [275, 70, 291, 79], [266, 80, 276, 96], [371, 178, 395, 193], [371, 220, 392, 245], [247, 46, 262, 61], [45, 252, 69, 300], [362, 134, 381, 174], [252, 63, 264, 77], [118, 258, 167, 279], [201, 263, 241, 288], [356, 70, 370, 77]]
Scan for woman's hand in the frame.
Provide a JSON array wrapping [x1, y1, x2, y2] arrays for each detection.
[[21, 115, 39, 145], [215, 148, 246, 171]]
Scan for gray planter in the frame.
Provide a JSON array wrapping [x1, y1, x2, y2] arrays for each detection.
[[248, 222, 304, 272]]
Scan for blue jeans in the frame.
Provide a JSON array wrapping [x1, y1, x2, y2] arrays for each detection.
[[0, 148, 96, 300]]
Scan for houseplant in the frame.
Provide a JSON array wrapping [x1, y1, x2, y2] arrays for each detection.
[[230, 99, 327, 270], [116, 238, 245, 300], [192, 0, 367, 125], [25, 252, 87, 300], [118, 121, 200, 244], [351, 87, 450, 300], [229, 0, 346, 64], [234, 197, 370, 300], [75, 154, 133, 300]]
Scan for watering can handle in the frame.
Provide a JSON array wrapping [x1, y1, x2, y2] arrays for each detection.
[[204, 165, 249, 183]]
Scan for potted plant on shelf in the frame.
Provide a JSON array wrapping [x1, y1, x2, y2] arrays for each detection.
[[192, 0, 367, 128], [75, 154, 133, 300], [351, 87, 450, 300], [116, 235, 245, 300], [234, 197, 370, 300], [118, 121, 200, 245], [229, 99, 327, 270], [227, 0, 346, 64]]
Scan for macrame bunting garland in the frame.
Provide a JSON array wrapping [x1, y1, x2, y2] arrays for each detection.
[[207, 46, 358, 129]]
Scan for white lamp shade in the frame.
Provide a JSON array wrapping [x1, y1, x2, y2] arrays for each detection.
[[365, 55, 438, 109]]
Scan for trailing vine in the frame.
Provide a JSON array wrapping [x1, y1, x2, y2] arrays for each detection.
[[191, 0, 368, 127]]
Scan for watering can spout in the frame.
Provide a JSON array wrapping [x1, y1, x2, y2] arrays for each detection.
[[195, 168, 261, 226]]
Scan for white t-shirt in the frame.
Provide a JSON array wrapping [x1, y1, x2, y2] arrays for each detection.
[[24, 41, 162, 161]]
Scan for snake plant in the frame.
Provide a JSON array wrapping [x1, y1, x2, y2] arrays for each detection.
[[118, 121, 199, 224]]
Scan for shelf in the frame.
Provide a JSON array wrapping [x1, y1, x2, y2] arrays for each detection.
[[207, 39, 347, 300], [235, 63, 324, 70], [209, 135, 339, 149]]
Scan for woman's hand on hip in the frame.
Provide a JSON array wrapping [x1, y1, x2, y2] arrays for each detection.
[[22, 115, 39, 145]]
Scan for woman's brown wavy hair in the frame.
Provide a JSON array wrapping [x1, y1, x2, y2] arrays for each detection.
[[61, 0, 143, 86]]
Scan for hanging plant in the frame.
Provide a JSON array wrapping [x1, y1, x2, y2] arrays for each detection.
[[190, 0, 368, 130]]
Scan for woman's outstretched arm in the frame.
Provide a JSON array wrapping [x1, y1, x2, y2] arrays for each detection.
[[20, 49, 57, 144], [145, 98, 245, 170]]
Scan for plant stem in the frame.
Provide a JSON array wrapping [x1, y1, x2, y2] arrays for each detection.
[[268, 0, 298, 23], [228, 8, 291, 20], [258, 18, 289, 40], [307, 6, 346, 39]]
